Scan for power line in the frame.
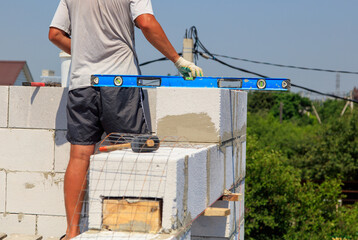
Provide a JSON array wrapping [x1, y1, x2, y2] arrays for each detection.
[[210, 53, 358, 75], [199, 52, 358, 104], [139, 26, 357, 104]]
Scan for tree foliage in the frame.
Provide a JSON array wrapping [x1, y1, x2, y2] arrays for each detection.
[[245, 92, 358, 239]]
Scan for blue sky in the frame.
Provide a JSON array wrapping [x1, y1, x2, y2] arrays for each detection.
[[1, 0, 357, 95]]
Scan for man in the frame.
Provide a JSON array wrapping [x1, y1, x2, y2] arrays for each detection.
[[48, 0, 203, 239]]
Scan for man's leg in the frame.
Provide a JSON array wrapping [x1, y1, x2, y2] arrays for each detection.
[[64, 144, 95, 239]]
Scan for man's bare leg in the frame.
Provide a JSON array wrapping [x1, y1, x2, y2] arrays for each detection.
[[64, 144, 95, 239]]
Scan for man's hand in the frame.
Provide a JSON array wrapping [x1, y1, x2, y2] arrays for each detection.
[[175, 57, 203, 78]]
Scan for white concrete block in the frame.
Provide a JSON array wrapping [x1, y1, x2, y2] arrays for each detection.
[[87, 147, 199, 230], [156, 88, 230, 143], [162, 154, 185, 230], [87, 143, 244, 234], [240, 141, 246, 180], [207, 146, 224, 207], [156, 89, 247, 143], [73, 229, 190, 240], [54, 130, 70, 172], [5, 234, 42, 240], [0, 171, 5, 212], [8, 86, 67, 130], [226, 179, 245, 238], [0, 129, 54, 172], [0, 214, 36, 235], [191, 201, 229, 238], [187, 149, 207, 220], [7, 172, 65, 215], [0, 86, 9, 128], [142, 89, 157, 133], [224, 145, 234, 190], [37, 215, 67, 239], [233, 91, 247, 138]]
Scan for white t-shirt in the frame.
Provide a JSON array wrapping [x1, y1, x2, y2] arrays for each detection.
[[50, 0, 153, 90]]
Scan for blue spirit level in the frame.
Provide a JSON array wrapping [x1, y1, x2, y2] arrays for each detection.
[[91, 75, 290, 91]]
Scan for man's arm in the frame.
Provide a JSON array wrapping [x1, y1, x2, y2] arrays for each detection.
[[48, 27, 71, 55], [135, 14, 179, 63], [135, 14, 203, 77]]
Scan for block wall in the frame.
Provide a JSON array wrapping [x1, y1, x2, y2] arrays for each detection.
[[0, 86, 69, 238], [0, 86, 156, 238]]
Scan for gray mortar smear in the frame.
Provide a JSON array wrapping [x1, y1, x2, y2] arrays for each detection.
[[24, 183, 35, 189], [157, 113, 219, 142]]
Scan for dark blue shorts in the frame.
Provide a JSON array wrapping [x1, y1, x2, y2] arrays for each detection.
[[66, 87, 148, 145]]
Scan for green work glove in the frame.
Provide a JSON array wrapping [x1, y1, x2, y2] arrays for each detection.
[[174, 57, 204, 78]]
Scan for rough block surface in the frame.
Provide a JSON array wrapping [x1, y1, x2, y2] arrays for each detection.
[[0, 214, 36, 235], [0, 171, 5, 212], [37, 215, 67, 239], [54, 130, 70, 172], [7, 172, 65, 215], [8, 86, 67, 129], [4, 234, 42, 240], [0, 129, 54, 172], [0, 86, 9, 128], [156, 88, 246, 143], [191, 201, 230, 238], [73, 229, 191, 240]]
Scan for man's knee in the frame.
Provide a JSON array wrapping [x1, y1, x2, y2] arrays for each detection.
[[70, 144, 95, 161]]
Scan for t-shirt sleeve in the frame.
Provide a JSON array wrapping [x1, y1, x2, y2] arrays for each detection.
[[50, 0, 71, 35], [130, 0, 154, 21]]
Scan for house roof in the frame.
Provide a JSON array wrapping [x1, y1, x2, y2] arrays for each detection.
[[0, 61, 33, 85]]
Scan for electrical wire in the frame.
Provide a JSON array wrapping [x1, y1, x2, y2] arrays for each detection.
[[139, 26, 357, 104], [210, 53, 358, 75], [184, 26, 358, 104]]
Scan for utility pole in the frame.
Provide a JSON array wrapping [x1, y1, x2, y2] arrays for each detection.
[[341, 91, 354, 116], [182, 38, 194, 62], [312, 103, 322, 124]]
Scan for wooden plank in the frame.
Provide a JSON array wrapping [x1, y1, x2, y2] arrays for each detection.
[[222, 193, 242, 202], [203, 207, 230, 217], [102, 199, 162, 233]]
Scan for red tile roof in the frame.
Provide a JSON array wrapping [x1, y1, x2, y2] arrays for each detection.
[[0, 61, 32, 85]]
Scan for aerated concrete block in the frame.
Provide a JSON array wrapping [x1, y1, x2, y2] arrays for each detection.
[[87, 147, 200, 230], [54, 130, 70, 172], [37, 215, 67, 238], [232, 91, 247, 138], [0, 171, 6, 212], [156, 88, 246, 143], [191, 180, 245, 240], [226, 179, 245, 238], [5, 234, 42, 240], [207, 146, 224, 206], [0, 129, 54, 172], [0, 86, 9, 128], [0, 214, 36, 235], [8, 86, 67, 130], [239, 141, 246, 181], [87, 143, 240, 234], [191, 201, 230, 238], [73, 229, 191, 240], [6, 172, 65, 215]]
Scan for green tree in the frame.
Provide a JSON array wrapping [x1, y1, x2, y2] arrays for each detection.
[[298, 112, 358, 181], [245, 135, 299, 240]]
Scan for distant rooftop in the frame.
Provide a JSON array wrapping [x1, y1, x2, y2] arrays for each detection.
[[0, 60, 33, 85]]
